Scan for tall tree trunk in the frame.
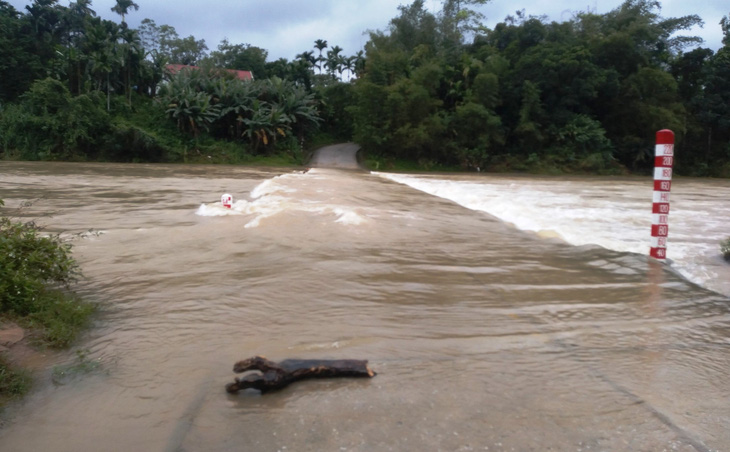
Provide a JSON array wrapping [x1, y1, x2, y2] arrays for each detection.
[[126, 64, 131, 106]]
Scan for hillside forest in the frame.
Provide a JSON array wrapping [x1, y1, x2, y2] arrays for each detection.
[[1, 0, 729, 175]]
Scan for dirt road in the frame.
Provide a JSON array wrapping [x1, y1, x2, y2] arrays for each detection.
[[308, 143, 362, 169]]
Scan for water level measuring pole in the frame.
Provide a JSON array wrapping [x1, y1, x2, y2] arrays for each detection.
[[650, 129, 674, 261]]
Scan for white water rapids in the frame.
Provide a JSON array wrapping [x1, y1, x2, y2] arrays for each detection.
[[375, 172, 730, 297]]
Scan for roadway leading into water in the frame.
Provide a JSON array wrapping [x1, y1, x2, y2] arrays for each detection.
[[309, 142, 362, 169]]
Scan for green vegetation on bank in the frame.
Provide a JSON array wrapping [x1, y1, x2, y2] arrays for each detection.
[[0, 356, 31, 405], [0, 0, 729, 175], [0, 199, 94, 347], [722, 238, 730, 262], [0, 199, 95, 404]]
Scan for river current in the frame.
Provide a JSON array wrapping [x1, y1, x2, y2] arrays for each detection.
[[0, 161, 728, 452]]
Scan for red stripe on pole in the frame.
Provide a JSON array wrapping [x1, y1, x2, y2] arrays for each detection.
[[652, 203, 670, 214], [654, 180, 672, 191], [656, 129, 675, 145], [650, 248, 667, 259]]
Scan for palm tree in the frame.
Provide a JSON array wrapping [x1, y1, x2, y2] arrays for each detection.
[[119, 26, 142, 105], [111, 0, 139, 25], [289, 59, 313, 90], [64, 1, 96, 94], [70, 0, 95, 18], [326, 45, 343, 80], [295, 50, 316, 69], [353, 50, 366, 78], [343, 56, 356, 81], [136, 51, 167, 97], [314, 39, 327, 74], [24, 0, 64, 54], [86, 18, 122, 110]]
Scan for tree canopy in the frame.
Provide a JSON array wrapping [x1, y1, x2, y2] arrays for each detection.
[[348, 0, 730, 175], [0, 0, 729, 176]]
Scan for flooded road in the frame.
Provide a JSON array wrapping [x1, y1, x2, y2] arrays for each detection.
[[0, 161, 728, 452]]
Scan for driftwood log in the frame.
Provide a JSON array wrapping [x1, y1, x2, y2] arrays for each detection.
[[226, 355, 376, 394]]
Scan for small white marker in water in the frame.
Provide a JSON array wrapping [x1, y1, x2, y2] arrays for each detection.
[[221, 193, 233, 209]]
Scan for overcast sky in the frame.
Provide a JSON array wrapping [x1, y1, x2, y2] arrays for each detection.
[[7, 0, 728, 60]]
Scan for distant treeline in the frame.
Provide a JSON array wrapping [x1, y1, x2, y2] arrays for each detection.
[[1, 0, 729, 175]]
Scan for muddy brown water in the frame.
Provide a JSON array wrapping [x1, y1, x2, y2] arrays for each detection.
[[0, 161, 728, 452]]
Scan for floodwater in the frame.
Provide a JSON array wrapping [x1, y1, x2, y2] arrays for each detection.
[[0, 161, 728, 452]]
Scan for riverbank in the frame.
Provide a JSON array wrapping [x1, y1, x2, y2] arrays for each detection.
[[0, 325, 31, 408], [0, 200, 95, 409], [4, 131, 729, 178]]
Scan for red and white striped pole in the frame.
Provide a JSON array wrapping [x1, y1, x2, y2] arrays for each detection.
[[650, 129, 674, 261]]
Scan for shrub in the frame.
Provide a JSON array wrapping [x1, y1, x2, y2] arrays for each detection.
[[0, 199, 96, 406], [0, 356, 31, 404], [102, 121, 168, 162], [0, 79, 110, 160], [0, 199, 94, 346]]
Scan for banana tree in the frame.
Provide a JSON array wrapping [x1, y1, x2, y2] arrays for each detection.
[[216, 78, 262, 139], [276, 83, 322, 142], [242, 101, 292, 153], [162, 88, 221, 138]]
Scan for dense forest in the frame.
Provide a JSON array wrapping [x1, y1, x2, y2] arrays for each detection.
[[1, 0, 729, 176]]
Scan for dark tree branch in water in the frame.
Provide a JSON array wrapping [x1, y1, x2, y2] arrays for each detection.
[[225, 356, 376, 394]]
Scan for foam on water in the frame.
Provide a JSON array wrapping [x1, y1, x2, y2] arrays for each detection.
[[195, 170, 367, 228], [377, 172, 730, 296], [249, 175, 299, 199], [195, 200, 248, 216], [333, 208, 366, 225]]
